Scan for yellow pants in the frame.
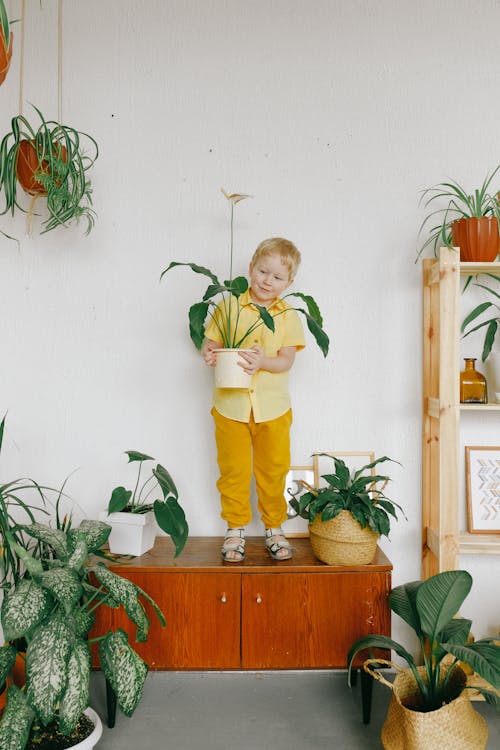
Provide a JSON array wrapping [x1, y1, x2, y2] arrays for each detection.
[[212, 408, 292, 528]]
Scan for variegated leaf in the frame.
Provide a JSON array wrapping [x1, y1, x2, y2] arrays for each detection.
[[26, 611, 72, 725], [58, 640, 91, 735], [74, 608, 95, 638], [0, 645, 16, 685], [70, 520, 111, 553], [99, 629, 148, 717], [0, 685, 35, 750], [23, 523, 69, 560], [67, 535, 88, 571], [92, 564, 150, 641], [39, 568, 83, 614], [1, 578, 53, 642]]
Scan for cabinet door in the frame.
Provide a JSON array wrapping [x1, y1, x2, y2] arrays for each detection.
[[91, 572, 241, 669], [241, 572, 390, 669]]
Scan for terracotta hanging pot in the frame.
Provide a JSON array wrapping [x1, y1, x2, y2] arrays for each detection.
[[0, 30, 12, 86], [15, 139, 67, 195], [451, 216, 500, 262]]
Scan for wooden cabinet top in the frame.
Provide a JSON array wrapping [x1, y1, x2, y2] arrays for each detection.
[[101, 536, 392, 574]]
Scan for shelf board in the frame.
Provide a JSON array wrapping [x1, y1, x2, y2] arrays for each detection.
[[460, 403, 500, 411], [460, 261, 500, 276], [459, 533, 500, 554]]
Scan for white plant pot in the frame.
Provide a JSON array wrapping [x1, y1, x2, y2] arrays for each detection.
[[99, 510, 156, 556], [75, 708, 103, 750], [214, 348, 252, 389]]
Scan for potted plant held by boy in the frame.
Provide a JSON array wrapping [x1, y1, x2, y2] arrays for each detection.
[[347, 570, 500, 749], [160, 189, 330, 388], [100, 450, 188, 557], [0, 517, 168, 750], [289, 454, 405, 565]]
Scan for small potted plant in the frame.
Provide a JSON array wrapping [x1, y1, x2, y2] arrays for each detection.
[[461, 276, 500, 361], [0, 0, 13, 86], [100, 450, 188, 557], [347, 570, 500, 749], [289, 454, 404, 565], [160, 189, 329, 387], [417, 166, 500, 262], [0, 105, 98, 234], [0, 516, 168, 750]]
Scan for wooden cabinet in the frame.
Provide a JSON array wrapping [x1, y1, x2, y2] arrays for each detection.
[[422, 247, 500, 577], [91, 536, 392, 670]]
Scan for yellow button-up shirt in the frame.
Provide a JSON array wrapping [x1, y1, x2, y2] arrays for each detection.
[[205, 289, 305, 423]]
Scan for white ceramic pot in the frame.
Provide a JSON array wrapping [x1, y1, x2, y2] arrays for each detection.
[[214, 348, 252, 389], [75, 708, 103, 750], [99, 510, 156, 556]]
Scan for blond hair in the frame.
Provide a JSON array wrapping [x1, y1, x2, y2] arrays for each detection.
[[250, 237, 301, 280]]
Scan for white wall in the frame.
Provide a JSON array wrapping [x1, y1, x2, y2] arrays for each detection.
[[1, 0, 499, 650]]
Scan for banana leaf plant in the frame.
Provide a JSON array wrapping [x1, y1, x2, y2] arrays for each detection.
[[104, 450, 189, 557], [347, 570, 500, 712], [0, 519, 166, 750], [0, 0, 13, 86], [160, 189, 329, 356], [0, 105, 98, 234]]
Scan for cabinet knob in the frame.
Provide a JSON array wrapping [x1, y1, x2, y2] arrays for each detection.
[[220, 593, 227, 603], [256, 594, 262, 604]]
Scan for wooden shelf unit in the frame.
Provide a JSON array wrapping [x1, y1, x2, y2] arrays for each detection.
[[422, 248, 500, 577]]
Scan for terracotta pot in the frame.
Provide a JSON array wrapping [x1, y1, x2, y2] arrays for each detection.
[[15, 139, 68, 195], [451, 216, 500, 262], [0, 30, 13, 86]]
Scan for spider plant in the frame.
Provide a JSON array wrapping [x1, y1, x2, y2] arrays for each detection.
[[461, 275, 500, 361], [417, 166, 500, 261], [0, 104, 98, 234]]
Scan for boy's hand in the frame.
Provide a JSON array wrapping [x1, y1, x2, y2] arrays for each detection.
[[239, 345, 264, 374], [202, 338, 219, 367]]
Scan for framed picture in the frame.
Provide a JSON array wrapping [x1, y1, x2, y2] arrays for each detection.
[[465, 446, 500, 534], [284, 465, 315, 537], [313, 451, 376, 487]]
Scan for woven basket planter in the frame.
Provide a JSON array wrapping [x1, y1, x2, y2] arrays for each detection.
[[309, 509, 379, 565], [375, 662, 488, 750]]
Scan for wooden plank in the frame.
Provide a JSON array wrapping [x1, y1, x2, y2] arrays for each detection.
[[425, 396, 440, 419], [459, 261, 500, 276], [459, 533, 500, 555]]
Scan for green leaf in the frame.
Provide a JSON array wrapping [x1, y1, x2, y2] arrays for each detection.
[[0, 1, 9, 50], [416, 570, 472, 643], [439, 617, 472, 645], [39, 568, 83, 614], [347, 634, 416, 678], [1, 578, 53, 642], [153, 464, 178, 500], [23, 523, 69, 559], [92, 564, 151, 641], [160, 261, 219, 285], [58, 641, 91, 735], [189, 301, 209, 349], [254, 304, 275, 332], [461, 301, 492, 332], [226, 276, 248, 296], [126, 451, 155, 463], [99, 630, 148, 717], [446, 642, 500, 691], [0, 645, 16, 686], [153, 498, 189, 557], [482, 319, 498, 361], [0, 685, 35, 750], [107, 486, 132, 513], [71, 520, 110, 553], [389, 581, 423, 635], [286, 291, 323, 325]]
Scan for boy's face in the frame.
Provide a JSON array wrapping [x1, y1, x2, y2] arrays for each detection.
[[248, 253, 292, 306]]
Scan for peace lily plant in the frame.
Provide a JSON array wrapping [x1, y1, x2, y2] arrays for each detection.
[[160, 189, 329, 357]]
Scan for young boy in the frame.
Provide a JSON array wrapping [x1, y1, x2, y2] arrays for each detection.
[[202, 237, 305, 562]]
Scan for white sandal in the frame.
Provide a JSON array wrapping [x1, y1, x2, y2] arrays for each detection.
[[221, 528, 246, 562], [265, 527, 293, 560]]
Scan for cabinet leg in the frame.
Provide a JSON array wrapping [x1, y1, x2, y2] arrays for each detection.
[[360, 666, 373, 725], [105, 677, 117, 728]]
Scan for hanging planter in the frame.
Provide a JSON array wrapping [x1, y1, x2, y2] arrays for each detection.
[[0, 1, 13, 87], [0, 105, 98, 234]]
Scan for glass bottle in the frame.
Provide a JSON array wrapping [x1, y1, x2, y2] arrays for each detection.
[[460, 358, 488, 403]]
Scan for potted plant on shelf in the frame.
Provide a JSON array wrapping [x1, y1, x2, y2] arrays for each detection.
[[160, 189, 329, 388], [0, 516, 167, 750], [0, 0, 13, 86], [100, 450, 188, 557], [289, 454, 404, 565], [347, 569, 500, 749], [0, 105, 98, 235], [417, 166, 500, 262]]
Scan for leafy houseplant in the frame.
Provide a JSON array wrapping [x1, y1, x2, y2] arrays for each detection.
[[103, 450, 188, 557], [0, 0, 13, 86], [0, 518, 166, 750], [347, 570, 500, 747], [290, 454, 404, 565], [417, 166, 500, 262], [461, 276, 500, 362], [160, 189, 330, 357], [0, 105, 98, 234]]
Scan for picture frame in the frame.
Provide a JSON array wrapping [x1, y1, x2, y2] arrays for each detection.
[[465, 446, 500, 534], [284, 465, 315, 537]]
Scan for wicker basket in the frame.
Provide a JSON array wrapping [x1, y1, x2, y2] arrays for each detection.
[[309, 510, 379, 565], [364, 659, 488, 750]]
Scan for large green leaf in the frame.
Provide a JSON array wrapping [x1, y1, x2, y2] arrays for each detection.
[[189, 301, 209, 349], [286, 291, 323, 325], [126, 451, 155, 463], [22, 523, 69, 560], [92, 564, 150, 641], [99, 630, 148, 717], [0, 645, 16, 686], [389, 580, 422, 635], [72, 520, 111, 553], [153, 464, 178, 500], [39, 568, 82, 614], [445, 642, 500, 691], [153, 497, 188, 557], [0, 685, 35, 750], [26, 611, 73, 725], [160, 261, 219, 285], [58, 640, 91, 735], [107, 486, 132, 513], [416, 570, 472, 643], [439, 617, 472, 645], [1, 578, 53, 642]]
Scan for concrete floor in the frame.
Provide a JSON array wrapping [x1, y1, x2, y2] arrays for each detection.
[[90, 670, 500, 749]]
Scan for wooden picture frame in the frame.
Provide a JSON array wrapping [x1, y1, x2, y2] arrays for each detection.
[[465, 446, 500, 534], [284, 465, 315, 537]]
